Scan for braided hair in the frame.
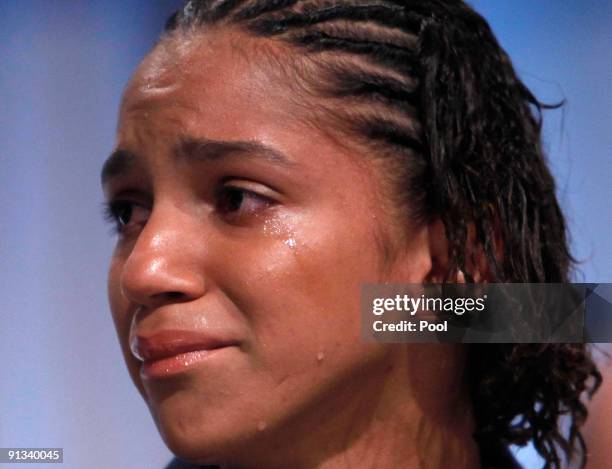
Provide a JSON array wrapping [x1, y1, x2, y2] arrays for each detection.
[[162, 1, 601, 467]]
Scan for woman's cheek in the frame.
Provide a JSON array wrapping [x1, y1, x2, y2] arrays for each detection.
[[213, 219, 370, 350]]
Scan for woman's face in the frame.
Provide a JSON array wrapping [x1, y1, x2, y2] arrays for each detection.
[[104, 31, 433, 464]]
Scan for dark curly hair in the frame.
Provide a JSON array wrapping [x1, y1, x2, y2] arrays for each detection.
[[162, 1, 601, 467]]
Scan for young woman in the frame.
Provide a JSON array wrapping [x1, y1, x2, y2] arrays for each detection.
[[101, 1, 600, 467]]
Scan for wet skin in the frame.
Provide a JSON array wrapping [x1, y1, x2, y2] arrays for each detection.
[[103, 30, 477, 468]]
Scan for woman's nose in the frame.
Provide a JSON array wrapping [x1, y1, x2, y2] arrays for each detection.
[[119, 215, 206, 308]]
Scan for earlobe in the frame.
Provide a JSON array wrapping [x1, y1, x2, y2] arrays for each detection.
[[425, 218, 494, 283]]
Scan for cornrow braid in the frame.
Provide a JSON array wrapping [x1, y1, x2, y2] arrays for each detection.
[[246, 4, 419, 34], [164, 2, 601, 468], [233, 0, 300, 21], [322, 67, 419, 110]]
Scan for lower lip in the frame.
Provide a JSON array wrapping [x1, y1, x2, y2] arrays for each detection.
[[141, 348, 227, 379]]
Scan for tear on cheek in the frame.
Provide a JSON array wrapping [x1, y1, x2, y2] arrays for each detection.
[[262, 216, 300, 252]]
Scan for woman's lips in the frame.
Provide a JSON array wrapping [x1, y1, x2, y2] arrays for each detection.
[[130, 330, 237, 379]]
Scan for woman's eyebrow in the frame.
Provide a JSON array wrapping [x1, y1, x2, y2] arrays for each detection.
[[100, 149, 137, 187], [100, 138, 298, 187], [176, 137, 297, 168]]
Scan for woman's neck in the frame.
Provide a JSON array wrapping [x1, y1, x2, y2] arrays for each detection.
[[313, 402, 480, 469]]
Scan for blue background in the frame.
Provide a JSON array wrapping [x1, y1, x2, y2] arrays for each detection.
[[0, 1, 610, 468]]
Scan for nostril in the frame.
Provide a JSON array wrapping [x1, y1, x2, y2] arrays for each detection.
[[153, 291, 188, 303]]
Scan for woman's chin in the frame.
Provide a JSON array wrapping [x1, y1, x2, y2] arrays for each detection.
[[154, 414, 230, 466], [150, 398, 263, 467]]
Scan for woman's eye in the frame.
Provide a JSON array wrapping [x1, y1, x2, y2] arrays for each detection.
[[216, 186, 273, 220], [104, 200, 150, 235]]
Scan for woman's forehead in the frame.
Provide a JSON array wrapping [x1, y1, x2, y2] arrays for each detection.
[[121, 31, 306, 128], [118, 30, 368, 174], [128, 29, 289, 94]]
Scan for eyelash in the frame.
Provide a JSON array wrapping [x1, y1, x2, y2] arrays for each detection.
[[215, 185, 273, 221], [103, 200, 146, 235], [103, 185, 274, 235]]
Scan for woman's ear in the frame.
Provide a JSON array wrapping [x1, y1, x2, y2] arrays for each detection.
[[425, 218, 497, 283], [425, 218, 450, 283]]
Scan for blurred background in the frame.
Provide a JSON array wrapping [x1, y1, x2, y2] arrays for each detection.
[[0, 1, 610, 468]]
